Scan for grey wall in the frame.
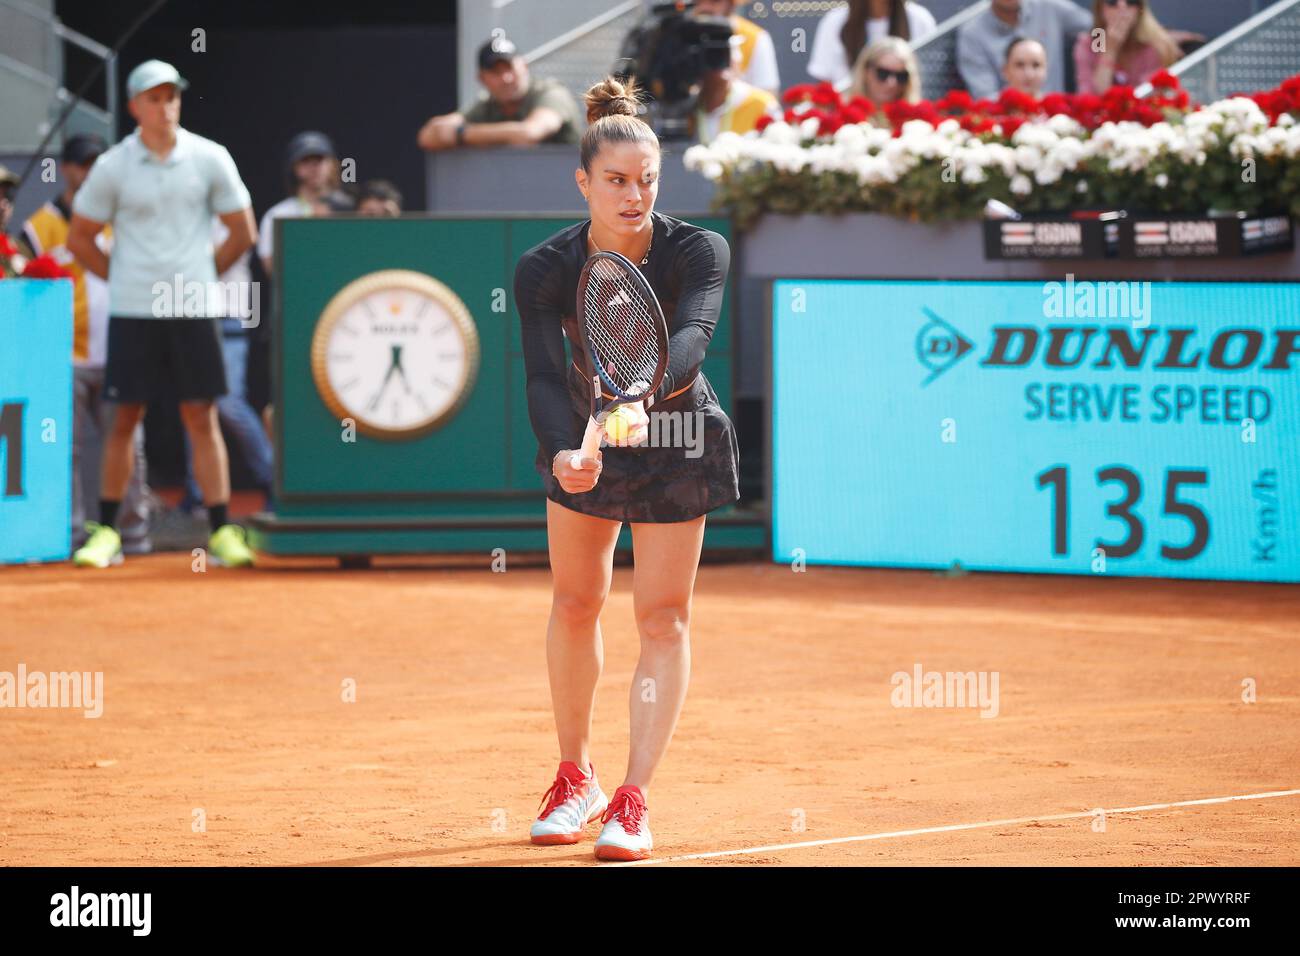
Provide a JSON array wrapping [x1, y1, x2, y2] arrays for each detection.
[[425, 144, 717, 216]]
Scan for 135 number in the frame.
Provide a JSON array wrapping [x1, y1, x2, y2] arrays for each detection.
[[1036, 466, 1210, 561]]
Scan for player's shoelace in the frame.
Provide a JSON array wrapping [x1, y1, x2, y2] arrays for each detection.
[[601, 790, 645, 834], [538, 774, 580, 819]]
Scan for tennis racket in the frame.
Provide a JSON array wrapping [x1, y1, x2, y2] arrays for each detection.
[[570, 250, 669, 470]]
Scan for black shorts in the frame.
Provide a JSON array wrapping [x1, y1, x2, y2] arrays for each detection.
[[534, 367, 741, 523], [103, 316, 228, 404]]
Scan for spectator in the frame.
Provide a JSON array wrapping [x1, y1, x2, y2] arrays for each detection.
[[0, 164, 16, 234], [809, 0, 937, 88], [691, 17, 780, 142], [849, 37, 922, 106], [66, 59, 258, 569], [417, 36, 582, 151], [258, 131, 343, 276], [958, 0, 1091, 100], [356, 180, 403, 216], [255, 132, 350, 442], [694, 0, 780, 94], [178, 218, 274, 516], [1074, 0, 1180, 94], [1002, 35, 1049, 98], [20, 134, 152, 555]]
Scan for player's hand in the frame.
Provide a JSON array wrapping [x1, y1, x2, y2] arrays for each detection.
[[553, 449, 603, 493], [603, 401, 650, 448]]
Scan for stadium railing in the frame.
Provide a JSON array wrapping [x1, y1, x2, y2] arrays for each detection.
[[1137, 0, 1300, 103]]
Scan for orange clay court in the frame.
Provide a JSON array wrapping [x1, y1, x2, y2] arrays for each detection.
[[1, 555, 1297, 867]]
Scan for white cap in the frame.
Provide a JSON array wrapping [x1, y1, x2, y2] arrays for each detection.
[[126, 59, 189, 98]]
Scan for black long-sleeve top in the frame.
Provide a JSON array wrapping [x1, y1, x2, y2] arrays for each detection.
[[514, 211, 731, 462]]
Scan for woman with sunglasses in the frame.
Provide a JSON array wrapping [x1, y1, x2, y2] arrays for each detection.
[[1074, 0, 1181, 94], [849, 37, 922, 108]]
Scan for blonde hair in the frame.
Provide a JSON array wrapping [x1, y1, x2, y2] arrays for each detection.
[[580, 76, 659, 172], [850, 37, 921, 104], [1091, 0, 1181, 67]]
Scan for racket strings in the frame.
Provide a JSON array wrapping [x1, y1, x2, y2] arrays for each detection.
[[583, 260, 662, 397]]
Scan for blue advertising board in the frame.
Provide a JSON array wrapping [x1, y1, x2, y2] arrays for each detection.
[[0, 279, 73, 564], [773, 280, 1300, 582]]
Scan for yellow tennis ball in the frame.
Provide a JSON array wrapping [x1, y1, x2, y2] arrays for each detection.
[[604, 406, 634, 443]]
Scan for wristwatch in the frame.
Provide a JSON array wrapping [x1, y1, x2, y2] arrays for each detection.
[[455, 122, 468, 146]]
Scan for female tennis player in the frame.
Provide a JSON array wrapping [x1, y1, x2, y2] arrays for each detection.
[[514, 76, 739, 861]]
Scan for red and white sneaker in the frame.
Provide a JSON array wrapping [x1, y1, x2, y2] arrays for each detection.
[[594, 785, 652, 861], [530, 761, 608, 845]]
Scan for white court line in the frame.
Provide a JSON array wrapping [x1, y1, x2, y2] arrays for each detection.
[[612, 788, 1300, 866]]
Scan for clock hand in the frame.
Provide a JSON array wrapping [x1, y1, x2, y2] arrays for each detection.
[[390, 346, 416, 395], [367, 353, 400, 412]]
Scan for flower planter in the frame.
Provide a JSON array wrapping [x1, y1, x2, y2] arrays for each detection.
[[737, 211, 1300, 283]]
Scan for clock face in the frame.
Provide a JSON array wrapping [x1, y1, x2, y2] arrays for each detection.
[[311, 270, 479, 439]]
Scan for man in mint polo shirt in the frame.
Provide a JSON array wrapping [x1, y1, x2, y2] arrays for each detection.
[[67, 59, 258, 568]]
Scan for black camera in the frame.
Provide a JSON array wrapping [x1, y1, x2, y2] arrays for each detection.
[[615, 1, 735, 139]]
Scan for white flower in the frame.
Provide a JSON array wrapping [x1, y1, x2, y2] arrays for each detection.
[[761, 121, 800, 146], [1154, 172, 1169, 188], [1014, 144, 1041, 171], [1010, 174, 1033, 195], [1034, 161, 1064, 185], [682, 144, 710, 172]]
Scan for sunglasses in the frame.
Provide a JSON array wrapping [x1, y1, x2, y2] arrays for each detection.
[[872, 66, 910, 84], [1104, 0, 1142, 7]]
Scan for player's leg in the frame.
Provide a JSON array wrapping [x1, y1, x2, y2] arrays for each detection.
[[545, 497, 621, 767], [595, 513, 706, 860], [531, 498, 621, 845], [625, 514, 705, 790]]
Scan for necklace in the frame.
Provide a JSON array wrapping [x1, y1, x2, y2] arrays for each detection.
[[588, 221, 653, 266]]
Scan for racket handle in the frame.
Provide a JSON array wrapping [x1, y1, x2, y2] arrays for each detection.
[[571, 417, 603, 470]]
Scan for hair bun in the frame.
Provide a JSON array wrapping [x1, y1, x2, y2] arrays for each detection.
[[584, 76, 642, 124]]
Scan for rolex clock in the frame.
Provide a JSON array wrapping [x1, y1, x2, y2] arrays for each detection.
[[310, 269, 480, 439]]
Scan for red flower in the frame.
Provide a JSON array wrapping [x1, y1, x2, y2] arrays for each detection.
[[1040, 93, 1071, 116], [20, 254, 73, 279], [1149, 70, 1179, 90], [0, 235, 17, 258], [781, 83, 817, 104], [754, 113, 776, 133], [937, 90, 974, 112], [811, 81, 840, 106], [840, 104, 869, 125], [1000, 116, 1027, 137], [997, 88, 1037, 113], [844, 94, 876, 117]]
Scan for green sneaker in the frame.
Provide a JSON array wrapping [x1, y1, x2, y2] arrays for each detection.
[[73, 522, 123, 568], [208, 523, 255, 568]]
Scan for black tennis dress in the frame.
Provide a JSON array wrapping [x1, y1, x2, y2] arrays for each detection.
[[514, 211, 740, 523]]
